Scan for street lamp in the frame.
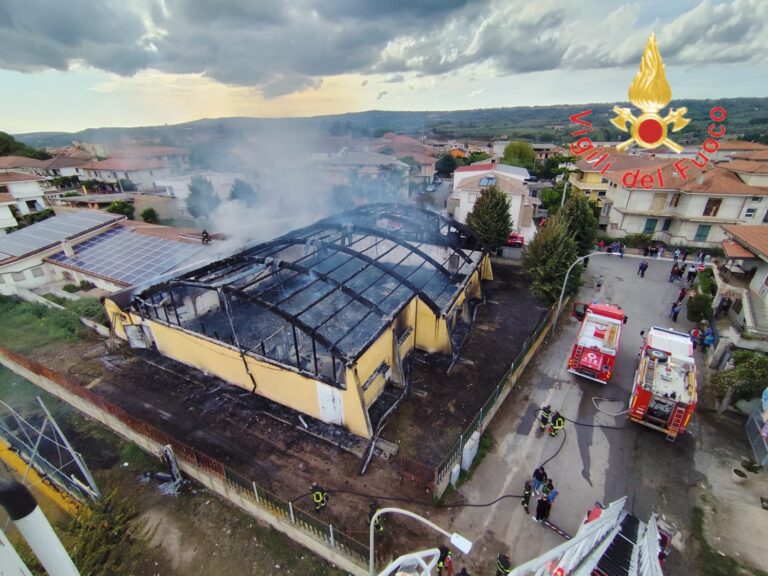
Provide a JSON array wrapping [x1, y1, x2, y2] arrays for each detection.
[[369, 507, 472, 576], [555, 251, 620, 322]]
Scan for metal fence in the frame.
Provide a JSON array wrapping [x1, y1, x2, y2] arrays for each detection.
[[0, 346, 370, 568], [434, 304, 556, 489]]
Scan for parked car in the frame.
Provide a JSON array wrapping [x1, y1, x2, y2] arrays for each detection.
[[506, 232, 525, 247]]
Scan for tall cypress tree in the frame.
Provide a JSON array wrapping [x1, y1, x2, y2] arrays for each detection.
[[466, 184, 513, 249], [523, 214, 579, 304]]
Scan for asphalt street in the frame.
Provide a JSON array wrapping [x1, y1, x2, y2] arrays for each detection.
[[450, 254, 700, 575]]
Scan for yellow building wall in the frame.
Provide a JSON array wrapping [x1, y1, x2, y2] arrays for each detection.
[[355, 325, 394, 408], [104, 299, 372, 438], [480, 254, 493, 281], [397, 299, 417, 358], [414, 300, 451, 354]]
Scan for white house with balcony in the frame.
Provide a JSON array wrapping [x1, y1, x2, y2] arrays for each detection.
[[603, 161, 768, 247], [77, 158, 171, 190], [0, 172, 51, 232], [447, 172, 538, 241], [710, 224, 768, 355]]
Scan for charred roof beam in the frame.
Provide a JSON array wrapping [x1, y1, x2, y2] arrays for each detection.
[[243, 256, 387, 318], [166, 279, 351, 364]]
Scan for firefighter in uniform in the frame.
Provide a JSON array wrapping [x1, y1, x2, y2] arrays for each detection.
[[538, 405, 552, 431], [201, 229, 211, 244], [521, 480, 533, 514], [368, 500, 383, 532], [496, 553, 512, 575], [310, 484, 328, 512], [436, 545, 452, 576], [549, 411, 565, 438]]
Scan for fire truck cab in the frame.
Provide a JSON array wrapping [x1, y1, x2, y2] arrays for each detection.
[[629, 326, 697, 441], [567, 303, 626, 384]]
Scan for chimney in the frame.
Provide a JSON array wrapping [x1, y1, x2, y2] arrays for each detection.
[[60, 241, 75, 257]]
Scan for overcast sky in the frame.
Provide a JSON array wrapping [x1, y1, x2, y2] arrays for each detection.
[[1, 0, 766, 133]]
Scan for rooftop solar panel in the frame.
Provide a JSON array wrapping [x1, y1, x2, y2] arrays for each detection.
[[47, 228, 201, 286]]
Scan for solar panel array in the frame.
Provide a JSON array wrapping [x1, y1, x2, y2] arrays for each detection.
[[48, 228, 202, 286], [0, 211, 120, 259]]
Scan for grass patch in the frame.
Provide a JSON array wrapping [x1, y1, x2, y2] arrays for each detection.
[[693, 506, 768, 576], [118, 442, 160, 470], [0, 295, 87, 352]]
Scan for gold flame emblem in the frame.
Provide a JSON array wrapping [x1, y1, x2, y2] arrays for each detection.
[[611, 33, 690, 153]]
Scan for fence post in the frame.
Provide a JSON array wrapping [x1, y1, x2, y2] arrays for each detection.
[[252, 481, 260, 504], [459, 433, 464, 453], [289, 501, 295, 524], [329, 524, 335, 547]]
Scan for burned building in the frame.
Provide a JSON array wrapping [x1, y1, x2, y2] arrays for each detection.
[[105, 204, 493, 438]]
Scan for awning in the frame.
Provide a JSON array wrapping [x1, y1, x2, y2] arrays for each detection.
[[722, 239, 757, 260]]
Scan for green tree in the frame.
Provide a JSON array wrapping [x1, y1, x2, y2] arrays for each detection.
[[0, 131, 51, 159], [536, 153, 575, 179], [229, 178, 259, 206], [523, 214, 579, 304], [140, 207, 159, 223], [558, 194, 598, 256], [106, 200, 135, 220], [466, 184, 513, 249], [686, 294, 713, 323], [539, 182, 564, 215], [435, 153, 459, 174], [467, 151, 492, 164], [186, 176, 219, 218], [501, 141, 536, 169], [712, 350, 768, 401]]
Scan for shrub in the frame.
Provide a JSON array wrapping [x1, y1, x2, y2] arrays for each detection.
[[698, 268, 716, 297], [621, 233, 653, 248], [687, 294, 713, 323], [140, 207, 159, 224], [78, 280, 95, 291], [62, 284, 79, 293], [66, 298, 108, 324]]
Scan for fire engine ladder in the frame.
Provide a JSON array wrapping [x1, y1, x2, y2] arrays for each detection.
[[572, 346, 584, 366], [604, 324, 619, 351], [508, 497, 664, 576], [643, 359, 657, 388], [666, 405, 686, 442]]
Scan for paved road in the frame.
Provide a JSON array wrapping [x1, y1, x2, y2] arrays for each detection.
[[450, 255, 700, 575]]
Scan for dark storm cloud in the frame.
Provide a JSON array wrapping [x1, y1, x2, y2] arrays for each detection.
[[0, 0, 765, 96], [0, 0, 147, 73]]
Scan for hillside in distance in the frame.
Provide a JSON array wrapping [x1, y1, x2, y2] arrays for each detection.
[[15, 97, 768, 148]]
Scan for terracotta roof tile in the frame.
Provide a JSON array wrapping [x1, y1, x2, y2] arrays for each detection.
[[0, 171, 44, 183], [722, 160, 768, 175], [455, 163, 496, 172], [574, 149, 667, 173], [79, 158, 167, 171], [455, 173, 528, 195], [732, 150, 768, 162], [721, 239, 756, 259], [717, 140, 768, 151], [0, 192, 14, 203], [722, 225, 768, 258], [0, 156, 47, 169]]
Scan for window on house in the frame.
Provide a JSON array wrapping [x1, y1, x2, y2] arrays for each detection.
[[662, 218, 672, 231], [694, 224, 711, 242], [745, 208, 757, 219], [733, 298, 743, 314], [0, 185, 8, 194], [670, 193, 681, 207], [610, 223, 618, 230], [11, 272, 26, 282], [30, 267, 45, 278], [25, 200, 37, 211], [601, 202, 612, 216], [643, 218, 658, 234], [597, 190, 607, 197], [751, 196, 762, 203], [703, 198, 722, 217]]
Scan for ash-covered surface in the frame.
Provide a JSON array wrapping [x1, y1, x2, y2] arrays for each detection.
[[382, 259, 547, 466]]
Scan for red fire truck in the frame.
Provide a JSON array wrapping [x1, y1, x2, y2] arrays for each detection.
[[628, 326, 697, 441], [567, 303, 626, 384]]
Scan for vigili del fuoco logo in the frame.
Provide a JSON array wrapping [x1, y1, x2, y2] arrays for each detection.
[[568, 33, 728, 188]]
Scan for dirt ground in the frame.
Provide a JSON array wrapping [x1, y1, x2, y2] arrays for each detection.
[[10, 257, 544, 566], [383, 259, 547, 465]]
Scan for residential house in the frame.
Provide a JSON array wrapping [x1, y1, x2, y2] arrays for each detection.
[[372, 133, 437, 185], [447, 172, 538, 241], [317, 149, 410, 201], [59, 193, 134, 210], [711, 140, 768, 162], [710, 224, 768, 355], [77, 158, 171, 191], [532, 143, 565, 162], [110, 146, 190, 171], [155, 171, 247, 200], [41, 156, 89, 178], [0, 156, 48, 176], [603, 161, 768, 247], [452, 163, 530, 189], [0, 172, 51, 231], [0, 210, 202, 295], [0, 192, 16, 230], [569, 151, 667, 230]]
